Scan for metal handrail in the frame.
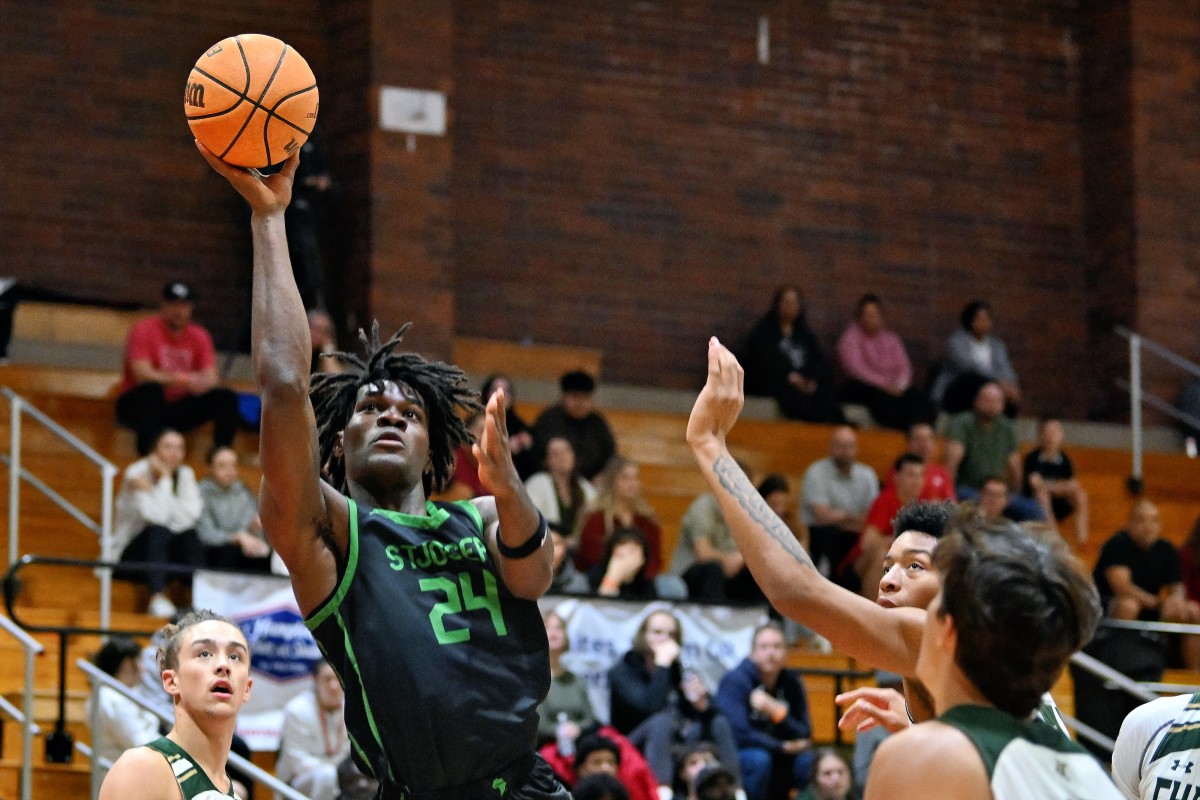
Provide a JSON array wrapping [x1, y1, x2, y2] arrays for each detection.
[[1114, 326, 1200, 491], [0, 612, 45, 800], [1069, 651, 1159, 704], [1, 387, 119, 628], [77, 660, 310, 800], [1055, 710, 1116, 753]]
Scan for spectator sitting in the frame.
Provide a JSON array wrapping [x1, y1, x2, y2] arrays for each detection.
[[588, 527, 659, 601], [446, 412, 487, 499], [630, 669, 741, 793], [890, 423, 954, 501], [537, 611, 596, 749], [573, 733, 659, 800], [836, 293, 932, 431], [549, 523, 591, 595], [197, 446, 270, 572], [930, 299, 1021, 415], [609, 610, 683, 735], [797, 748, 857, 800], [1094, 500, 1200, 669], [115, 281, 240, 455], [944, 382, 1043, 521], [576, 457, 662, 576], [843, 454, 926, 601], [669, 468, 768, 604], [1179, 514, 1200, 607], [1023, 417, 1090, 543], [672, 742, 721, 800], [276, 659, 350, 800], [574, 773, 630, 800], [532, 370, 617, 482], [976, 475, 1014, 525], [693, 763, 739, 800], [525, 436, 598, 537], [308, 309, 344, 375], [715, 622, 814, 800], [800, 426, 879, 583], [482, 373, 539, 479], [113, 429, 204, 617], [741, 284, 844, 424], [89, 636, 161, 783]]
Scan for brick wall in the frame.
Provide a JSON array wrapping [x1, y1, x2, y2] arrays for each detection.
[[452, 2, 1093, 414], [0, 0, 328, 351], [1130, 1, 1200, 412]]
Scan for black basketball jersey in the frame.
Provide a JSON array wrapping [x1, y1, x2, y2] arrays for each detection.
[[305, 497, 550, 793]]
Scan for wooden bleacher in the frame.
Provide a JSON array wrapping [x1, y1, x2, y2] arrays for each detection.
[[5, 333, 1200, 795]]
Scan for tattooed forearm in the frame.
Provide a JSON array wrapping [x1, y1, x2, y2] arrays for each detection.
[[712, 455, 815, 569]]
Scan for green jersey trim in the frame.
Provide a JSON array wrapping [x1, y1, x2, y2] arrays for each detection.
[[1150, 691, 1200, 762], [370, 501, 451, 530], [336, 607, 395, 782], [454, 499, 484, 534], [305, 497, 362, 631]]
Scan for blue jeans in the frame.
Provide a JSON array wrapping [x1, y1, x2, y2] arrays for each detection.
[[738, 746, 814, 800]]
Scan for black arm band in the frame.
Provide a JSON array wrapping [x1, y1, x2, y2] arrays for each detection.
[[496, 514, 548, 560]]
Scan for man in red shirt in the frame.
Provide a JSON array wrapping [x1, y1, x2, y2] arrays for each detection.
[[843, 453, 926, 600], [898, 423, 955, 501], [115, 282, 240, 454]]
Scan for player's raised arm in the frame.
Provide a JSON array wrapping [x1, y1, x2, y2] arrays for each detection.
[[195, 143, 343, 613], [686, 337, 922, 674], [474, 387, 554, 598]]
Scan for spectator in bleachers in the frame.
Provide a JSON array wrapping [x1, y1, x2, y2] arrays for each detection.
[[446, 412, 487, 499], [693, 763, 739, 800], [800, 426, 879, 583], [715, 622, 814, 800], [573, 772, 631, 800], [943, 383, 1042, 521], [672, 742, 720, 800], [929, 299, 1021, 416], [115, 281, 241, 455], [482, 373, 540, 479], [1094, 499, 1200, 669], [975, 476, 1012, 524], [589, 528, 659, 600], [1022, 417, 1089, 543], [797, 748, 857, 800], [843, 454, 926, 601], [631, 667, 741, 795], [892, 423, 954, 501], [537, 611, 596, 749], [742, 284, 845, 424], [276, 659, 350, 800], [549, 523, 591, 595], [1178, 515, 1200, 606], [669, 467, 769, 603], [576, 457, 662, 576], [90, 636, 161, 783], [836, 293, 932, 431], [113, 429, 204, 618], [526, 436, 598, 537], [308, 309, 344, 375], [197, 446, 270, 572], [609, 610, 683, 735], [532, 370, 617, 482]]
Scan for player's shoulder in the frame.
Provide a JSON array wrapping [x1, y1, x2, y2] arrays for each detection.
[[99, 744, 175, 800], [869, 722, 989, 799], [1121, 692, 1194, 735]]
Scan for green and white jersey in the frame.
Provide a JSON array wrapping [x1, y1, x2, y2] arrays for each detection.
[[1113, 692, 1200, 800], [144, 737, 236, 799], [1034, 692, 1070, 737], [940, 705, 1121, 799]]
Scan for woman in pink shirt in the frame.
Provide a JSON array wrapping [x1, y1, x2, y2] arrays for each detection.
[[836, 294, 933, 430]]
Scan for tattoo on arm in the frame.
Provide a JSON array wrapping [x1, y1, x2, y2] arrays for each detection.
[[712, 455, 814, 569]]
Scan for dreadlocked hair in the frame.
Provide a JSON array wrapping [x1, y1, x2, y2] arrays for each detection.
[[309, 321, 482, 495]]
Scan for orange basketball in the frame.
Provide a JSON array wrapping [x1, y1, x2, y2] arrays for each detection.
[[185, 34, 319, 168]]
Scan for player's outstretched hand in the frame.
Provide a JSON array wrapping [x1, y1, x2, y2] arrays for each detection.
[[194, 140, 298, 217], [473, 387, 519, 498], [686, 337, 745, 459], [835, 687, 912, 734]]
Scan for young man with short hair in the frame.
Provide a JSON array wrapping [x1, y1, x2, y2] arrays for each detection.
[[100, 609, 253, 799]]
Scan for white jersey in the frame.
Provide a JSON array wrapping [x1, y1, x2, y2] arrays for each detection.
[[1112, 692, 1200, 800], [941, 705, 1122, 799]]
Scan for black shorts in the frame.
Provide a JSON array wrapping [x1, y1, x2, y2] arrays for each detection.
[[376, 754, 572, 800]]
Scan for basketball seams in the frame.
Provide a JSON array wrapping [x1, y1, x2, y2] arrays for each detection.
[[219, 36, 287, 160], [256, 44, 291, 165], [185, 66, 248, 121]]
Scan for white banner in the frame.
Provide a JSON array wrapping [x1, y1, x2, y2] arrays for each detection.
[[193, 570, 323, 751], [539, 596, 768, 725]]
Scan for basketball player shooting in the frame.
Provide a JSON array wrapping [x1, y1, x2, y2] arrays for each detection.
[[195, 143, 571, 800]]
